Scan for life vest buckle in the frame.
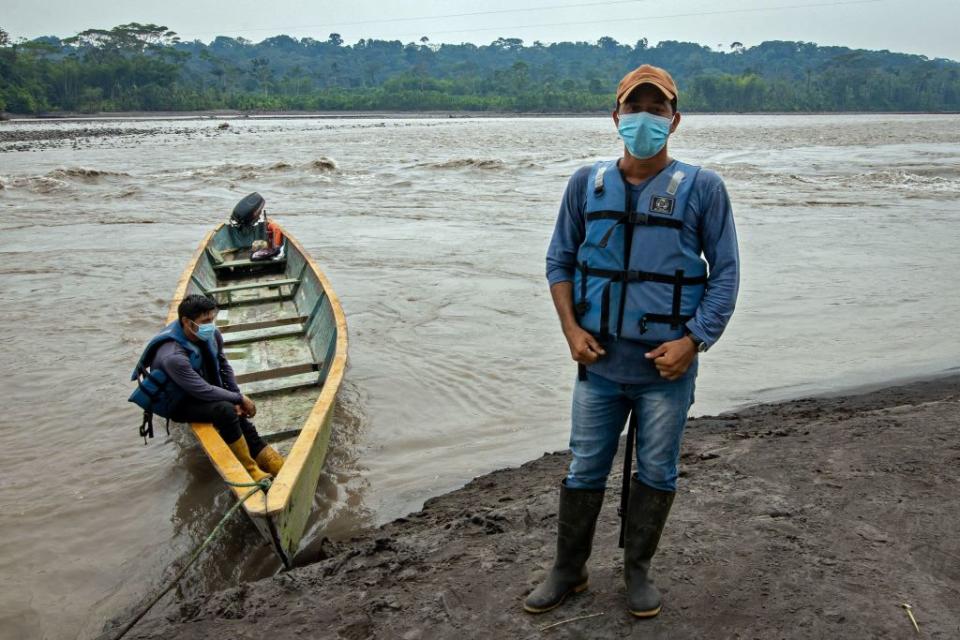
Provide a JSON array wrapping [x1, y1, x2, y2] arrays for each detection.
[[575, 301, 591, 315], [594, 164, 607, 194], [139, 410, 154, 445]]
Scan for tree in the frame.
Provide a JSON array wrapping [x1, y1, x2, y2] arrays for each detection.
[[597, 36, 620, 51], [0, 27, 9, 47], [3, 28, 960, 114], [285, 64, 307, 96], [492, 37, 523, 51], [510, 60, 529, 92], [200, 49, 229, 91], [66, 23, 179, 53], [250, 57, 272, 96]]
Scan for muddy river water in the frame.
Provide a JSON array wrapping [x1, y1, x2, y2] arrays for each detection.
[[1, 114, 958, 638]]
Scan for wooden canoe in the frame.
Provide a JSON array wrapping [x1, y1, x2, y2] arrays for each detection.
[[166, 221, 348, 567]]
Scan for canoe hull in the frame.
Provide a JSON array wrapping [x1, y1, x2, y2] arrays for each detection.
[[167, 221, 348, 567]]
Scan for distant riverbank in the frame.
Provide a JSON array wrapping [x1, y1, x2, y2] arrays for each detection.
[[10, 110, 600, 123], [4, 109, 960, 123]]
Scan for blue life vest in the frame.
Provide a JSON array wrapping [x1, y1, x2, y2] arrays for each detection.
[[128, 321, 223, 435], [574, 159, 707, 344]]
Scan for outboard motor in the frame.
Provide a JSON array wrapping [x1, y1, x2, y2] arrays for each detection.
[[225, 192, 284, 262], [224, 191, 270, 254], [231, 192, 266, 228]]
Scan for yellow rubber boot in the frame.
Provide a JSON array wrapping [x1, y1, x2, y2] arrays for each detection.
[[227, 437, 272, 482], [255, 445, 285, 477]]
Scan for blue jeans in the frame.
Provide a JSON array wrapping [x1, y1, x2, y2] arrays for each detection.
[[566, 365, 697, 492]]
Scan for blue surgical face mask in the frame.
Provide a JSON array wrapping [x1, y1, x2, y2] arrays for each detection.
[[191, 319, 217, 341], [617, 112, 673, 159]]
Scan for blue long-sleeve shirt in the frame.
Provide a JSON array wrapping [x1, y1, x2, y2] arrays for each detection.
[[150, 331, 244, 404], [546, 160, 740, 384]]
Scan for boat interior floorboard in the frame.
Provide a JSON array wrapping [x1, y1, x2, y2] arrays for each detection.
[[219, 316, 307, 334], [222, 325, 306, 347], [214, 286, 320, 453], [250, 385, 320, 450], [235, 362, 319, 384]]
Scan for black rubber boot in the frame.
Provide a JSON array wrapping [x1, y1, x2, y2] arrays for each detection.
[[624, 476, 675, 618], [523, 481, 605, 614]]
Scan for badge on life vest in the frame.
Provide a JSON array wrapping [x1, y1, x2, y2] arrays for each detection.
[[650, 195, 675, 215]]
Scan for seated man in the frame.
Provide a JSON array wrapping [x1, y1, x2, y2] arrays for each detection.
[[130, 294, 284, 480]]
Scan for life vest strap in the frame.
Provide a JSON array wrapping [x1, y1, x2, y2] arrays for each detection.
[[578, 264, 707, 286], [575, 262, 591, 315], [587, 211, 684, 249], [139, 410, 154, 444], [586, 210, 683, 229], [599, 281, 613, 340], [639, 313, 694, 334], [671, 269, 685, 324], [593, 164, 608, 194]]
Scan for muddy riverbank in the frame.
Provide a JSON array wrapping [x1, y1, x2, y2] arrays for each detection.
[[109, 373, 960, 640]]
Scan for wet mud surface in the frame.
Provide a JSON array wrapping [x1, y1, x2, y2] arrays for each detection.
[[110, 375, 960, 639]]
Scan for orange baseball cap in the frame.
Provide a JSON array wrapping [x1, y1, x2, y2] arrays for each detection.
[[616, 64, 678, 105]]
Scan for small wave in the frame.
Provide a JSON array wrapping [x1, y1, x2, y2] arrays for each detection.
[[419, 158, 507, 170], [706, 163, 762, 180], [799, 200, 863, 207], [189, 163, 259, 178], [309, 157, 337, 172], [734, 167, 960, 197], [184, 158, 338, 179], [5, 176, 70, 194], [47, 167, 131, 180], [836, 169, 960, 194], [0, 267, 62, 275], [904, 165, 960, 180], [105, 187, 141, 199], [96, 219, 158, 225]]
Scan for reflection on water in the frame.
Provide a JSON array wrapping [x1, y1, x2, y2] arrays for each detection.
[[1, 114, 959, 639]]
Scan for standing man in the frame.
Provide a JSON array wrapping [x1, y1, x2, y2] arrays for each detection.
[[130, 294, 285, 480], [525, 65, 739, 618]]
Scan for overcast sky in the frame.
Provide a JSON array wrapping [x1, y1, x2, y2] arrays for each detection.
[[4, 0, 959, 61]]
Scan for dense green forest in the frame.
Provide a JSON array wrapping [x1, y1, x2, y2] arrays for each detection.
[[1, 23, 959, 114]]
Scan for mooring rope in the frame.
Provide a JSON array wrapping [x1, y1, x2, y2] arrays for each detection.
[[109, 477, 273, 640]]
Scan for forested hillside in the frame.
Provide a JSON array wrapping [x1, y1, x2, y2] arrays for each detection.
[[1, 23, 958, 114]]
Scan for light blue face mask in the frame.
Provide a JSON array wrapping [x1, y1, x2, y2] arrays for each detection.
[[617, 112, 673, 159], [191, 319, 217, 341]]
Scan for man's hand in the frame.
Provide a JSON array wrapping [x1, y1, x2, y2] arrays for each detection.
[[237, 394, 257, 418], [645, 336, 697, 380], [564, 326, 607, 365]]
